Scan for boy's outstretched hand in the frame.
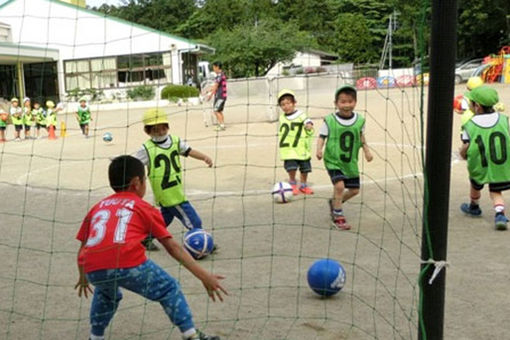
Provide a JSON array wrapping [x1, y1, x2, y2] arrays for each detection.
[[364, 149, 373, 162], [202, 274, 228, 302], [74, 276, 93, 298], [204, 155, 213, 167]]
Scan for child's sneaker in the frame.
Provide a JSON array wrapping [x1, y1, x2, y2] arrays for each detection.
[[214, 125, 225, 131], [332, 215, 351, 230], [185, 329, 220, 340], [494, 214, 508, 231], [290, 183, 299, 195], [460, 203, 482, 216], [299, 186, 314, 195]]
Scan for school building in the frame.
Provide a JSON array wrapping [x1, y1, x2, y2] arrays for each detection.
[[0, 0, 213, 103]]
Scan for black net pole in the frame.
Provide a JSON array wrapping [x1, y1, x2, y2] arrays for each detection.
[[419, 0, 458, 339]]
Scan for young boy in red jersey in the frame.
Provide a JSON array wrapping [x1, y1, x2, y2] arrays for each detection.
[[75, 155, 227, 340]]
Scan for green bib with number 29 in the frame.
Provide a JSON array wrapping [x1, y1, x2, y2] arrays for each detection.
[[464, 114, 510, 184], [144, 136, 186, 207], [323, 113, 365, 177]]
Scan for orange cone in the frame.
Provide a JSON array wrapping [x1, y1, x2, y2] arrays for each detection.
[[48, 125, 57, 140]]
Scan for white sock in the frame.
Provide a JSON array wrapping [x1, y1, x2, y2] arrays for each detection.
[[494, 204, 505, 214], [182, 328, 197, 339], [90, 334, 104, 340]]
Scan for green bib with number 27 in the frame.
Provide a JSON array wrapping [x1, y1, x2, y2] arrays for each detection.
[[323, 113, 365, 177], [144, 136, 186, 207]]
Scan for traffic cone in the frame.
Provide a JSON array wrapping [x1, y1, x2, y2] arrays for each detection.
[[48, 125, 57, 140], [60, 121, 67, 137]]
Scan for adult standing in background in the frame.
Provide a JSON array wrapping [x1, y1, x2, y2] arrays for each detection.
[[208, 61, 227, 131]]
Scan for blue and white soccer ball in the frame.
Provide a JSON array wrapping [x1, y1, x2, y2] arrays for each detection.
[[307, 258, 346, 297], [183, 228, 214, 259], [102, 132, 113, 143], [272, 181, 293, 203]]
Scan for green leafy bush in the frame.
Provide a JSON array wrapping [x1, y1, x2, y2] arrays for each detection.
[[161, 84, 199, 100], [127, 85, 155, 101]]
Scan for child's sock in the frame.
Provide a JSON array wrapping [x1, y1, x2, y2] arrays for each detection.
[[90, 334, 105, 340], [289, 180, 297, 185], [494, 204, 505, 215], [182, 328, 197, 339], [333, 209, 343, 216], [470, 195, 480, 208], [300, 183, 307, 188]]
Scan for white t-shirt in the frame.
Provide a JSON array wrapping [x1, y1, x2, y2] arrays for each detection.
[[461, 112, 508, 142], [134, 136, 191, 165], [319, 112, 364, 136]]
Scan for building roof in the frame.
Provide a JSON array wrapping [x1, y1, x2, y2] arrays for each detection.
[[0, 41, 59, 63], [0, 0, 214, 53]]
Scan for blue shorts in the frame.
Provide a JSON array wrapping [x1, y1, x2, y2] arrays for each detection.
[[327, 169, 360, 188], [284, 159, 312, 173], [160, 201, 202, 230]]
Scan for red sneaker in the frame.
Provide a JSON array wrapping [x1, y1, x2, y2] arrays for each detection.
[[332, 215, 351, 230], [299, 186, 314, 195], [290, 183, 299, 195]]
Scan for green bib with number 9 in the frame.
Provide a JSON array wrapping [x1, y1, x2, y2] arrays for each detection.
[[144, 136, 186, 207], [324, 113, 365, 177], [464, 114, 510, 184]]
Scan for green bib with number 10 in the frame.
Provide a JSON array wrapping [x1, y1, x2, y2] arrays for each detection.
[[144, 136, 186, 207], [324, 113, 365, 177], [464, 114, 510, 184]]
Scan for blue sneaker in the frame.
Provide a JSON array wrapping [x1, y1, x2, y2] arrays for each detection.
[[460, 203, 482, 216], [494, 214, 508, 231]]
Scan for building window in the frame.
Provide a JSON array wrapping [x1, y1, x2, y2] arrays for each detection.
[[64, 52, 172, 91]]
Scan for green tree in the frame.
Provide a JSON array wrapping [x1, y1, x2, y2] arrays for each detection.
[[333, 13, 375, 64], [208, 20, 313, 77], [457, 0, 510, 58]]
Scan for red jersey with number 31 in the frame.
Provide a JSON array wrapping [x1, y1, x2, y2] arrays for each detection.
[[76, 191, 171, 273]]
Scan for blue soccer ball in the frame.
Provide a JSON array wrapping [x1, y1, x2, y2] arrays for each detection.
[[183, 228, 214, 259], [307, 258, 346, 297], [103, 132, 113, 142]]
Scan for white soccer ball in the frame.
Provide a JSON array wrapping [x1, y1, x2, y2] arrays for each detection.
[[272, 181, 293, 203]]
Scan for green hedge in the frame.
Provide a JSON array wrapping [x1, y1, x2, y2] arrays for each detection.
[[161, 84, 199, 100], [127, 85, 155, 101]]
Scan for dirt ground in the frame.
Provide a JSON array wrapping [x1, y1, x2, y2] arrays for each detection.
[[0, 82, 509, 340]]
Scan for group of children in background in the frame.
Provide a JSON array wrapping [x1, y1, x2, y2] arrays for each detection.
[[0, 96, 91, 142]]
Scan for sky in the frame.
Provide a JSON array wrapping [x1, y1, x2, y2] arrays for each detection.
[[86, 0, 123, 7]]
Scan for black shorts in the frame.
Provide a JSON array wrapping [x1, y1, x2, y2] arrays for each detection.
[[36, 123, 46, 129], [14, 124, 23, 131], [284, 159, 312, 173], [80, 123, 88, 128], [213, 98, 226, 112], [0, 126, 5, 131], [470, 178, 510, 193], [24, 125, 31, 131], [327, 169, 360, 189]]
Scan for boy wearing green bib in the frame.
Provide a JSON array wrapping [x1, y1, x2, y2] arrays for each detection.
[[33, 101, 47, 138], [75, 97, 92, 137], [277, 89, 314, 195], [22, 97, 34, 139], [10, 97, 23, 141], [316, 85, 373, 230], [459, 86, 510, 230], [134, 109, 214, 251]]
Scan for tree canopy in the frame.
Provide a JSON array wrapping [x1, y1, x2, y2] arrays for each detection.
[[92, 0, 510, 78]]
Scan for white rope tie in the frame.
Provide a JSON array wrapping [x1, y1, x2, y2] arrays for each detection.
[[421, 259, 449, 284]]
